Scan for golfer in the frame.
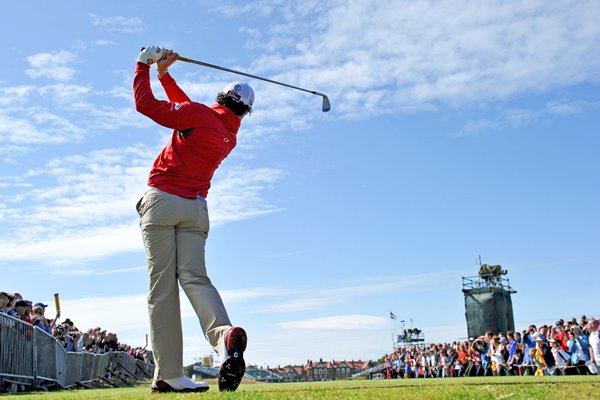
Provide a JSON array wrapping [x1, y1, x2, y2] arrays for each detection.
[[134, 46, 249, 393]]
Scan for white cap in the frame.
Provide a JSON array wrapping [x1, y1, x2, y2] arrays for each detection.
[[221, 82, 254, 108]]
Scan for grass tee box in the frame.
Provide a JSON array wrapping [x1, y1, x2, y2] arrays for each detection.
[[1, 376, 599, 400]]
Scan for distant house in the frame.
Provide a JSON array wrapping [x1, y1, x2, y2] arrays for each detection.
[[269, 365, 305, 382], [305, 359, 374, 381], [264, 359, 374, 382]]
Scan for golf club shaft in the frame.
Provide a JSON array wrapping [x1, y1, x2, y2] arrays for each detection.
[[178, 56, 323, 97], [177, 56, 330, 112]]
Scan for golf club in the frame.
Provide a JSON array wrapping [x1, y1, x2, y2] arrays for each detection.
[[177, 56, 330, 112], [141, 48, 330, 112]]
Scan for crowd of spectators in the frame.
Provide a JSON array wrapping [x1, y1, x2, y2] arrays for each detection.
[[0, 291, 153, 364], [384, 316, 600, 378]]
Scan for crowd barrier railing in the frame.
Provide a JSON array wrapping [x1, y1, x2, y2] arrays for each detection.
[[0, 313, 154, 392]]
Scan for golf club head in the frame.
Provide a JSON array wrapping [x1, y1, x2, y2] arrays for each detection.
[[322, 95, 331, 112]]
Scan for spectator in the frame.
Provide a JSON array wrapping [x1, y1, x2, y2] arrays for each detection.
[[464, 341, 479, 376], [53, 325, 68, 348], [62, 318, 77, 331], [105, 333, 119, 352], [580, 315, 588, 331], [429, 347, 438, 377], [536, 335, 555, 374], [521, 326, 537, 375], [507, 331, 520, 375], [412, 350, 422, 378], [493, 337, 509, 376], [456, 343, 468, 376], [30, 303, 58, 335], [24, 300, 33, 319], [12, 300, 31, 323], [588, 319, 600, 373], [403, 350, 412, 379], [144, 350, 154, 365], [80, 331, 90, 352], [395, 351, 404, 378], [439, 349, 451, 378], [93, 332, 105, 353], [567, 328, 589, 375], [537, 325, 548, 342], [0, 292, 10, 314], [471, 339, 487, 376], [422, 350, 432, 378], [513, 347, 524, 375], [554, 324, 570, 352], [5, 293, 22, 316], [530, 347, 547, 376], [549, 338, 570, 375]]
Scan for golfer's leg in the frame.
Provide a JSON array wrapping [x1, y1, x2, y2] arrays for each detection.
[[140, 191, 184, 381], [177, 201, 231, 353]]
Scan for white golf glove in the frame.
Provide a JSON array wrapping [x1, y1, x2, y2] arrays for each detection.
[[138, 46, 166, 65]]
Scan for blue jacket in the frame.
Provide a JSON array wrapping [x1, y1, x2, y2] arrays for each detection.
[[568, 335, 590, 364], [522, 334, 536, 364], [508, 339, 518, 363]]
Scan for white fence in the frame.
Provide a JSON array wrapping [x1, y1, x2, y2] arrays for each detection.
[[0, 313, 154, 392]]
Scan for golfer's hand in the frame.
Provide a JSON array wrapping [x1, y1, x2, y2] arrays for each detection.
[[157, 49, 179, 74], [138, 45, 166, 65]]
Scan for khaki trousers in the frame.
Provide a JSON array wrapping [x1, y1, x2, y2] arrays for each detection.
[[137, 187, 231, 381]]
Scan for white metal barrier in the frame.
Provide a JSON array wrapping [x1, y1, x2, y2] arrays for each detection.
[[0, 313, 154, 392]]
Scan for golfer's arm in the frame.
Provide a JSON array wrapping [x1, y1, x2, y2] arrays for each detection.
[[159, 73, 191, 103], [134, 63, 202, 130]]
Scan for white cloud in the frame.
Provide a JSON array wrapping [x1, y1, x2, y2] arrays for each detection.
[[0, 107, 84, 147], [88, 266, 147, 276], [219, 287, 286, 304], [26, 50, 77, 82], [545, 99, 600, 116], [0, 79, 150, 155], [264, 272, 455, 313], [0, 85, 36, 106], [0, 224, 142, 266], [94, 40, 116, 46], [37, 83, 92, 104], [454, 118, 502, 137], [277, 315, 388, 331], [216, 1, 600, 116], [45, 293, 149, 339], [88, 106, 150, 130], [209, 167, 285, 224], [210, 1, 284, 18], [0, 146, 285, 268], [90, 13, 144, 33], [453, 99, 600, 136]]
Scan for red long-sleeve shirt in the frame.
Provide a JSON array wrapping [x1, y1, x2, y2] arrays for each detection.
[[133, 62, 240, 199]]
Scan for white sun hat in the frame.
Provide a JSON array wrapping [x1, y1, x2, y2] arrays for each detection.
[[221, 82, 254, 108]]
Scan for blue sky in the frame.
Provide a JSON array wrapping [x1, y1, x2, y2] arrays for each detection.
[[1, 1, 599, 367]]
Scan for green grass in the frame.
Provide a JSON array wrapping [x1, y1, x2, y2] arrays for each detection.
[[2, 376, 600, 400]]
